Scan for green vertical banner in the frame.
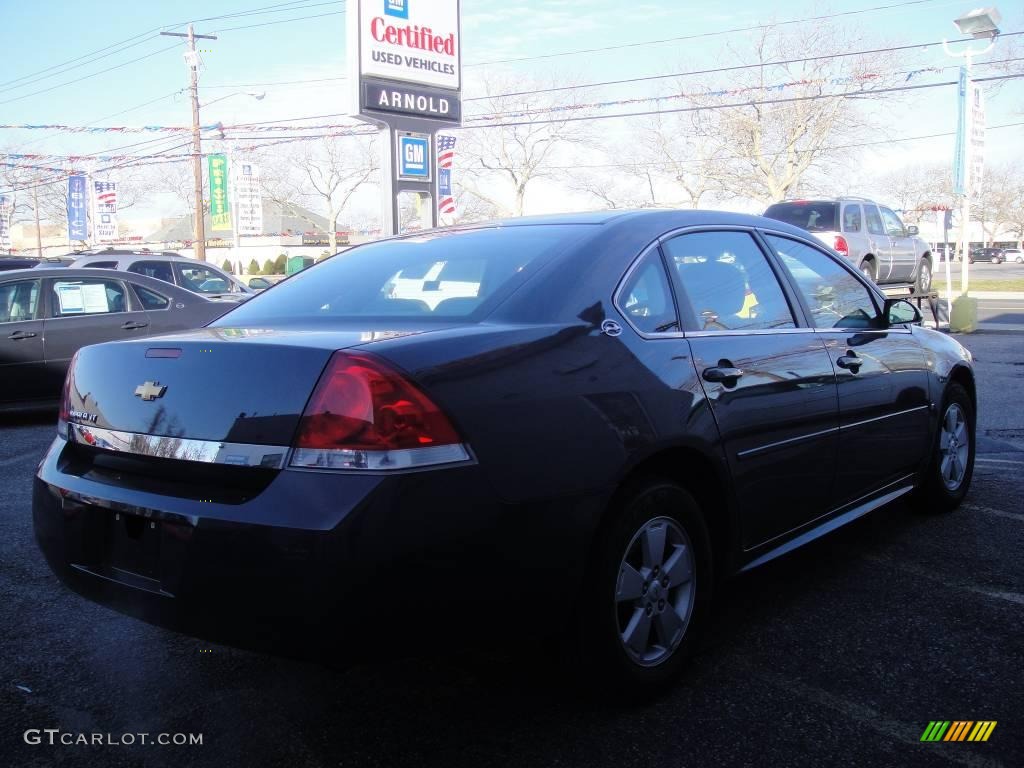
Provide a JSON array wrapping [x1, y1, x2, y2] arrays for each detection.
[[208, 153, 231, 231]]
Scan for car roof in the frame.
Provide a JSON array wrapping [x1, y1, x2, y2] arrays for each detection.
[[0, 267, 212, 299]]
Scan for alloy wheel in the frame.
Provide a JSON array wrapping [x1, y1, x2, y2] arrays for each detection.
[[615, 517, 695, 667], [939, 403, 970, 491], [918, 262, 932, 293]]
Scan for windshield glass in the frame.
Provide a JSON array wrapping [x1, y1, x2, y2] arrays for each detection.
[[764, 202, 840, 233], [212, 225, 588, 324]]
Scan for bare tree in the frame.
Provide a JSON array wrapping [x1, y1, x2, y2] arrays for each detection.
[[259, 135, 378, 251], [971, 163, 1016, 246], [678, 23, 910, 205], [1000, 165, 1024, 248], [458, 74, 592, 217], [876, 163, 952, 224]]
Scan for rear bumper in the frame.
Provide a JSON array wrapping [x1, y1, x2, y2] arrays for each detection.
[[33, 435, 604, 654]]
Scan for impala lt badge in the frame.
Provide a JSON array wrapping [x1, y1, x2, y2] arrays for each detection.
[[134, 381, 167, 401]]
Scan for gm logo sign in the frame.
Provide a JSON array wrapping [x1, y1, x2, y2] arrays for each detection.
[[384, 0, 408, 19], [397, 134, 430, 180]]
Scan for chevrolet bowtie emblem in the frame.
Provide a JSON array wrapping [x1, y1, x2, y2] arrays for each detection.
[[134, 381, 167, 401]]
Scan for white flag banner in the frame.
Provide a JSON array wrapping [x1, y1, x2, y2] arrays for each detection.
[[966, 82, 985, 196], [0, 196, 12, 251], [233, 162, 263, 236], [92, 180, 118, 243]]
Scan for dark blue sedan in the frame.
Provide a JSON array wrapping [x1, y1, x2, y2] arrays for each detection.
[[33, 210, 976, 695]]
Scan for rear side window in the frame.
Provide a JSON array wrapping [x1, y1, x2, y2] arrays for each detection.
[[617, 251, 678, 334], [864, 206, 886, 236], [214, 225, 588, 323], [842, 205, 862, 233], [664, 231, 795, 331], [133, 285, 170, 310], [763, 202, 839, 233], [86, 261, 118, 269], [0, 280, 40, 323], [51, 279, 128, 316], [129, 260, 174, 283]]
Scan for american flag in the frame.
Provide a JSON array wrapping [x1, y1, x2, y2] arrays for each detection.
[[437, 135, 456, 169], [439, 195, 456, 215]]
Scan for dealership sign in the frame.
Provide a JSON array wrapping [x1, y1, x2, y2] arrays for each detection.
[[349, 0, 461, 125]]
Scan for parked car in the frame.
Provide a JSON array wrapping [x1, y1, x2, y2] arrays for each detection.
[[1003, 248, 1023, 264], [1, 257, 43, 272], [1, 268, 233, 411], [35, 211, 975, 695], [239, 274, 287, 291], [763, 198, 934, 293], [68, 250, 254, 301], [965, 247, 1005, 264]]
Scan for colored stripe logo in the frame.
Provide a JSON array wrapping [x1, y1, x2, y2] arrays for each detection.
[[921, 721, 997, 742]]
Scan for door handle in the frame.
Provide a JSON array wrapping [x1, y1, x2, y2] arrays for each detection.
[[702, 366, 744, 384], [836, 352, 862, 372], [7, 330, 37, 340], [121, 321, 149, 330]]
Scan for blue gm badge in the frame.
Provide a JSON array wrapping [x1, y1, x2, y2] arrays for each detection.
[[385, 0, 408, 19], [397, 134, 431, 181]]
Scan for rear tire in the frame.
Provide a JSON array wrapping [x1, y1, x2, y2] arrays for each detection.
[[916, 259, 932, 294], [572, 478, 712, 699], [860, 259, 877, 282], [913, 382, 975, 514]]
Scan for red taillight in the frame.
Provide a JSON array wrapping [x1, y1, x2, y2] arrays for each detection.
[[294, 351, 462, 453], [833, 235, 849, 258]]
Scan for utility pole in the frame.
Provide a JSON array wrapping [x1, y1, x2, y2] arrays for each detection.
[[162, 24, 217, 261]]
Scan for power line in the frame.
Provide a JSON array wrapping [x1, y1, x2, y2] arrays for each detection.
[[0, 42, 184, 108], [455, 73, 1024, 129], [464, 35, 1024, 101], [214, 8, 345, 33], [464, 0, 945, 67]]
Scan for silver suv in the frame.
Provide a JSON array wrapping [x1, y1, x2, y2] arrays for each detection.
[[68, 250, 253, 302], [763, 198, 933, 292]]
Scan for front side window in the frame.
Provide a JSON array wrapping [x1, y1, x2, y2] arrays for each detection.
[[864, 206, 886, 236], [51, 279, 128, 316], [879, 207, 907, 237], [128, 260, 174, 284], [664, 231, 795, 331], [0, 280, 40, 323], [765, 235, 880, 329], [617, 250, 677, 334]]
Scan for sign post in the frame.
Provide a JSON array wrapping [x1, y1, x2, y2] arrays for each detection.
[[347, 0, 462, 236]]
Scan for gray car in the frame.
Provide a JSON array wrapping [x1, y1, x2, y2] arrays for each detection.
[[764, 198, 933, 292], [68, 251, 253, 302], [0, 268, 234, 411]]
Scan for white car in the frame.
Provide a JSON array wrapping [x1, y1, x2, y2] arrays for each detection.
[[68, 250, 253, 301], [1003, 248, 1023, 264]]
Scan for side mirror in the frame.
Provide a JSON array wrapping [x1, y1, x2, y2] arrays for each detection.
[[906, 224, 919, 236], [884, 298, 922, 327]]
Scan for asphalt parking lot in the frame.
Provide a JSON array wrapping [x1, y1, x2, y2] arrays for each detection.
[[1, 332, 1022, 768]]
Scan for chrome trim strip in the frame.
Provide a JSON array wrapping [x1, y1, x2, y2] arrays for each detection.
[[840, 405, 929, 431], [66, 422, 289, 469], [735, 405, 929, 460], [740, 476, 916, 570], [736, 425, 841, 460]]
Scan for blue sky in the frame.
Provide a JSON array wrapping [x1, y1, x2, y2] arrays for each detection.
[[1, 0, 1021, 216]]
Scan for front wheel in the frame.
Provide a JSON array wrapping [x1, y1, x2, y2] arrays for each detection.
[[914, 382, 975, 513], [573, 479, 711, 697]]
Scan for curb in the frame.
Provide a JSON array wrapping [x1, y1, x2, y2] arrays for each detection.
[[932, 291, 1024, 300]]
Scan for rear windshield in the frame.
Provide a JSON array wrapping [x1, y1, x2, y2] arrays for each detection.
[[763, 202, 839, 233], [212, 225, 587, 324]]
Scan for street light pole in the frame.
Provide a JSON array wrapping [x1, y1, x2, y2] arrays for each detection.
[[161, 24, 217, 262], [942, 6, 999, 332]]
